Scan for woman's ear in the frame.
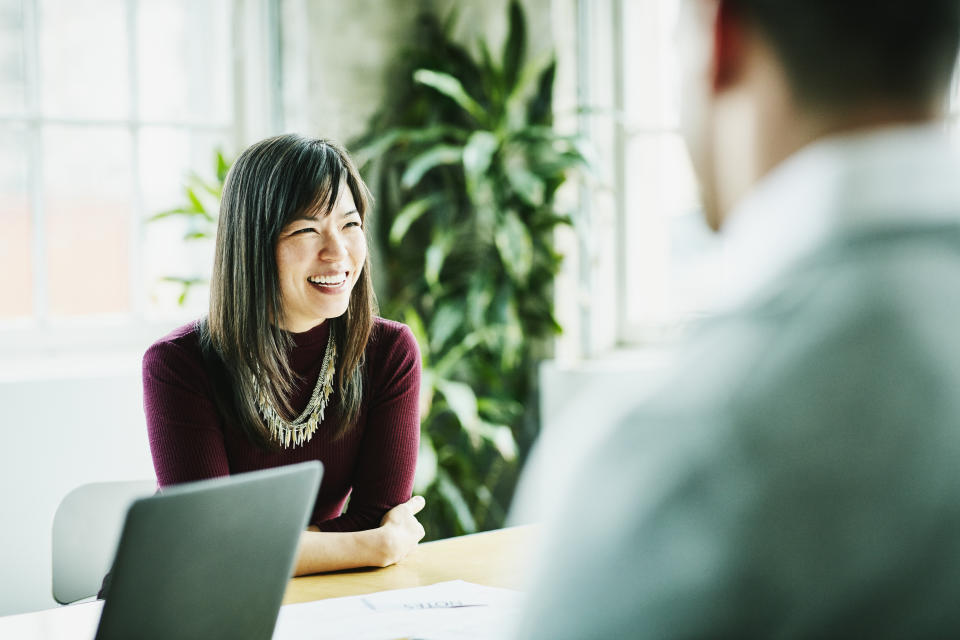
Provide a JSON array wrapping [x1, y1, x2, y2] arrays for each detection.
[[710, 0, 750, 92]]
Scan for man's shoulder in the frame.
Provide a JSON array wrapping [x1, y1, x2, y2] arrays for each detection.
[[646, 237, 960, 420]]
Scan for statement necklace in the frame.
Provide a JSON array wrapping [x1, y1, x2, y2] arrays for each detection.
[[252, 332, 336, 449]]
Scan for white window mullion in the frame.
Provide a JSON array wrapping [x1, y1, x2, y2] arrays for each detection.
[[23, 0, 46, 327], [126, 0, 144, 319], [611, 0, 628, 346], [575, 0, 594, 358], [234, 0, 283, 147]]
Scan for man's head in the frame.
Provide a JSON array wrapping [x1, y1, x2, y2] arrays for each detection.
[[677, 0, 960, 229]]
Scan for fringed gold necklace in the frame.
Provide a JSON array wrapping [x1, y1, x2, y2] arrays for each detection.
[[252, 332, 336, 448]]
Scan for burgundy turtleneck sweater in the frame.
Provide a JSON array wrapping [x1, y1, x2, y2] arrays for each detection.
[[141, 317, 421, 531]]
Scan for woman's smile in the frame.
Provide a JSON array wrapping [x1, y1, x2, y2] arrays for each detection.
[[306, 271, 350, 293], [276, 186, 367, 332]]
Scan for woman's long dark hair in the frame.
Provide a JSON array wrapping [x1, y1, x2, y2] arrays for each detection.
[[199, 134, 376, 448]]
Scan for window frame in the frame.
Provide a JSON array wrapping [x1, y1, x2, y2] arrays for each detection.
[[0, 0, 282, 359], [569, 0, 960, 355]]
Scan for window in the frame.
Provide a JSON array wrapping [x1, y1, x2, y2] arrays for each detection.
[[617, 0, 718, 341], [0, 0, 276, 354], [572, 0, 960, 356], [564, 0, 714, 357]]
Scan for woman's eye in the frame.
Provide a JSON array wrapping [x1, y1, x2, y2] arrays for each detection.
[[293, 227, 316, 235], [344, 221, 361, 229]]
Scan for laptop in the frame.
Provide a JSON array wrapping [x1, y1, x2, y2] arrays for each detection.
[[95, 462, 322, 640]]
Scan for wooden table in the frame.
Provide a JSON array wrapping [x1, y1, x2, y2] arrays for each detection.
[[0, 526, 537, 640], [283, 525, 536, 605]]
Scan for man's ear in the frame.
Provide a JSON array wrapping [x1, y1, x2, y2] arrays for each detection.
[[710, 0, 749, 92]]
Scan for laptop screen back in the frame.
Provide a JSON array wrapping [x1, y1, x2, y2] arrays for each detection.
[[95, 462, 322, 640]]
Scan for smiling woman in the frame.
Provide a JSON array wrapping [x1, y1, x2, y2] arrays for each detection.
[[275, 181, 367, 334], [139, 134, 426, 575]]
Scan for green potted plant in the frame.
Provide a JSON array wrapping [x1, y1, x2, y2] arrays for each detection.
[[351, 0, 590, 537]]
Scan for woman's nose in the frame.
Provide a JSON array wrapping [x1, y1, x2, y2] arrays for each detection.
[[318, 229, 349, 260]]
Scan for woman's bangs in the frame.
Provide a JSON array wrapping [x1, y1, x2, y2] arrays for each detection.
[[305, 144, 346, 220]]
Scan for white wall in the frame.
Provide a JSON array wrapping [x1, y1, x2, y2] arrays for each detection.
[[281, 0, 556, 143], [0, 356, 155, 616]]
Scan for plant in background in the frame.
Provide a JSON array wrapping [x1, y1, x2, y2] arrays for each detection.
[[148, 150, 230, 304], [351, 1, 590, 538]]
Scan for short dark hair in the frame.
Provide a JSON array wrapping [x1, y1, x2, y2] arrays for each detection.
[[202, 134, 376, 448], [728, 0, 960, 108]]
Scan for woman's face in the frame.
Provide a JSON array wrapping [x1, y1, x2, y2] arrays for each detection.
[[275, 186, 366, 333]]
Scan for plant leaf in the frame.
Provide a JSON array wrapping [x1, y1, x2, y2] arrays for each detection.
[[478, 38, 502, 100], [506, 165, 545, 206], [437, 469, 477, 533], [160, 276, 207, 285], [185, 186, 205, 213], [436, 379, 480, 430], [413, 69, 486, 122], [424, 230, 454, 287], [503, 0, 526, 91], [390, 195, 442, 245], [147, 207, 207, 222], [476, 420, 518, 461], [419, 368, 436, 417], [189, 171, 221, 199], [432, 329, 488, 378], [413, 434, 438, 493], [403, 307, 430, 358], [216, 150, 230, 182], [527, 59, 556, 125], [352, 126, 468, 168], [494, 210, 534, 282], [467, 276, 494, 329], [429, 302, 463, 352], [504, 299, 524, 368], [401, 144, 463, 189], [504, 52, 553, 130], [436, 378, 517, 461], [462, 130, 499, 180]]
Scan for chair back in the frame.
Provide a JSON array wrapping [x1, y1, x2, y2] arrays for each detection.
[[52, 480, 156, 604]]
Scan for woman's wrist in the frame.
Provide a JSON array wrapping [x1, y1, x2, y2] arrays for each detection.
[[358, 525, 393, 567]]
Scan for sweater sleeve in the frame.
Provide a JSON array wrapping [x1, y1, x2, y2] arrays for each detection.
[[316, 323, 421, 532], [143, 337, 231, 487]]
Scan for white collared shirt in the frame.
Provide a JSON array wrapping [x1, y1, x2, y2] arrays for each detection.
[[711, 121, 960, 313]]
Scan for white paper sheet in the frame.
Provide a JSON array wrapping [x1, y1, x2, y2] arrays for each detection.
[[0, 581, 523, 640], [273, 581, 523, 640], [0, 600, 102, 640]]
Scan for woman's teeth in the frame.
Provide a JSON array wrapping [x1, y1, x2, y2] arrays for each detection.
[[308, 274, 346, 286]]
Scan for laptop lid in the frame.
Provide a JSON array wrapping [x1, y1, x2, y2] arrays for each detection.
[[95, 461, 322, 640]]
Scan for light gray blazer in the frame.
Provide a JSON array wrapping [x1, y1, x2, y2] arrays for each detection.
[[517, 224, 960, 638]]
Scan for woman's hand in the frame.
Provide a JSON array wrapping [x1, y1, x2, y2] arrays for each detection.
[[293, 496, 426, 574], [372, 495, 426, 567]]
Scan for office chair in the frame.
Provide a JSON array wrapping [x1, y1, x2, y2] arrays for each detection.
[[51, 479, 156, 604]]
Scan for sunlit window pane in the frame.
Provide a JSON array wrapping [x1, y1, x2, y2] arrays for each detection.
[[0, 0, 26, 116], [140, 126, 227, 315], [0, 126, 32, 318], [624, 132, 710, 328], [43, 126, 132, 315], [622, 0, 680, 130], [138, 0, 233, 123], [39, 0, 129, 119]]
